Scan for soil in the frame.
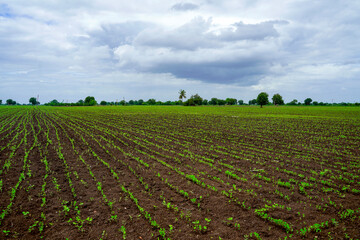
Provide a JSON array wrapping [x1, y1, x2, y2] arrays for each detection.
[[0, 107, 359, 239]]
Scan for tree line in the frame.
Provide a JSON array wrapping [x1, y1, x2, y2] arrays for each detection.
[[1, 92, 359, 107]]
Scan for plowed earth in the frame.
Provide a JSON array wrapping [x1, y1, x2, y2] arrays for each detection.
[[0, 106, 359, 239]]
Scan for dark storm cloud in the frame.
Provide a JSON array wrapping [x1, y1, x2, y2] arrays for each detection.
[[149, 57, 270, 85], [171, 2, 199, 11]]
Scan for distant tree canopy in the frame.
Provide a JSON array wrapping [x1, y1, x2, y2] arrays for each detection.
[[84, 96, 97, 106], [209, 98, 218, 105], [257, 92, 269, 108], [51, 99, 59, 104], [37, 92, 360, 107], [147, 99, 156, 105], [6, 99, 16, 105], [248, 99, 257, 105], [304, 98, 312, 105], [207, 98, 228, 105], [0, 100, 2, 105], [287, 99, 298, 105], [29, 97, 39, 105], [226, 98, 237, 105], [184, 94, 203, 106], [272, 94, 284, 105]]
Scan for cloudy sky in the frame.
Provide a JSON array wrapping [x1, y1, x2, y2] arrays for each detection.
[[0, 1, 359, 104]]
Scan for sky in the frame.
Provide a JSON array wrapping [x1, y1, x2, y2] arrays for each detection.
[[0, 0, 359, 104]]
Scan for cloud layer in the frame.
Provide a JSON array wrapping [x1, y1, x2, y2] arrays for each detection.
[[0, 0, 359, 103]]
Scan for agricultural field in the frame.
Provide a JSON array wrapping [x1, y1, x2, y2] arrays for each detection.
[[0, 105, 359, 239]]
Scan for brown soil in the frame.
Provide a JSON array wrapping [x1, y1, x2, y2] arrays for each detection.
[[0, 107, 359, 239]]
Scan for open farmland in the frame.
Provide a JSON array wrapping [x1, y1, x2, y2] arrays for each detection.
[[0, 106, 359, 239]]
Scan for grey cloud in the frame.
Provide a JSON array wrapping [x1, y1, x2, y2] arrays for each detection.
[[218, 21, 287, 41], [134, 18, 285, 51], [114, 39, 279, 86], [134, 17, 218, 50], [171, 2, 199, 11], [119, 17, 283, 85], [90, 22, 154, 48], [149, 57, 270, 85]]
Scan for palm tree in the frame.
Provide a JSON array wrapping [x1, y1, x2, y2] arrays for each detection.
[[179, 89, 186, 101]]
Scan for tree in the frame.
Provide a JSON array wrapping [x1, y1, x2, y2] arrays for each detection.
[[100, 101, 107, 106], [179, 89, 186, 101], [120, 100, 126, 106], [6, 99, 16, 105], [192, 94, 203, 105], [29, 97, 37, 105], [0, 100, 2, 105], [272, 93, 284, 105], [238, 100, 244, 105], [202, 99, 208, 105], [226, 98, 237, 105], [48, 99, 60, 106], [304, 98, 312, 105], [217, 99, 226, 105], [287, 99, 298, 105], [184, 94, 203, 106], [138, 99, 144, 105], [248, 99, 257, 105], [147, 99, 156, 105], [257, 92, 269, 108], [84, 96, 97, 106], [77, 100, 84, 106], [209, 98, 218, 105]]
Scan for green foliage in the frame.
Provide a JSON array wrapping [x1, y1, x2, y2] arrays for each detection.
[[248, 99, 257, 105], [287, 99, 298, 105], [29, 97, 37, 105], [304, 98, 312, 105], [272, 93, 284, 105], [225, 98, 237, 105], [48, 99, 60, 106], [6, 99, 16, 105], [209, 98, 218, 105], [84, 96, 97, 106], [120, 226, 126, 239], [256, 92, 269, 107], [147, 98, 156, 105], [238, 100, 244, 105], [184, 94, 203, 106], [179, 89, 186, 101], [100, 101, 107, 106]]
